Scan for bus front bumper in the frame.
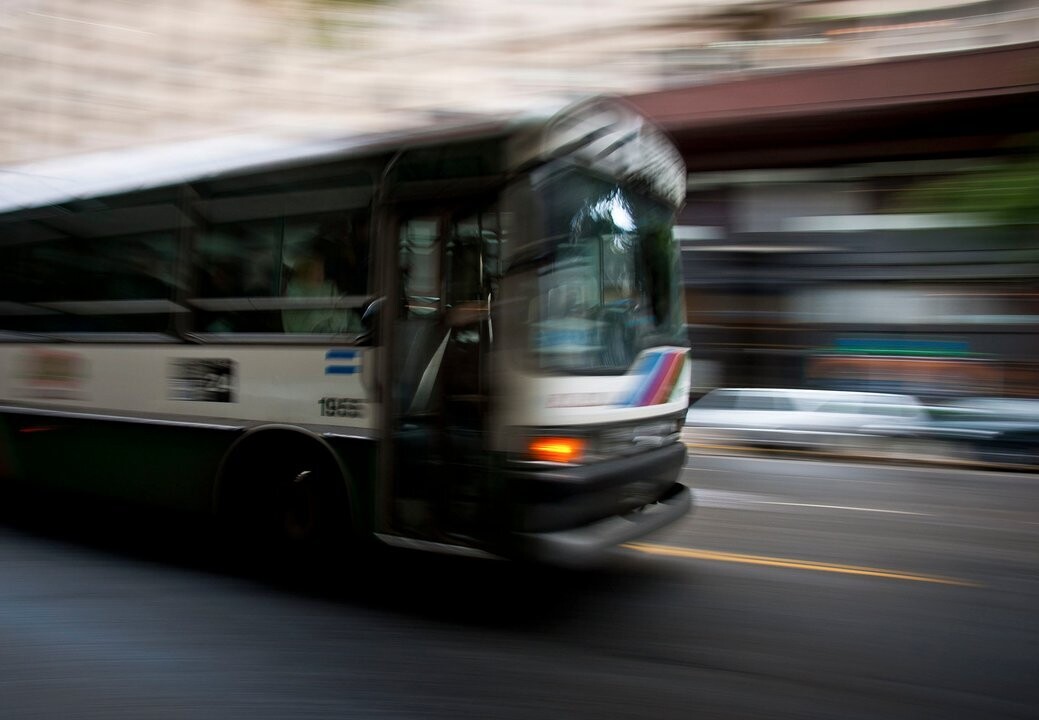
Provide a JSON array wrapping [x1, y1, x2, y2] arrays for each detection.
[[511, 481, 691, 567], [504, 441, 692, 567]]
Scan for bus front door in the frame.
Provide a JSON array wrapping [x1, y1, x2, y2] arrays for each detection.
[[390, 211, 493, 545]]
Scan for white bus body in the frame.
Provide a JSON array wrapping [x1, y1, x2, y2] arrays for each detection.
[[0, 98, 691, 566]]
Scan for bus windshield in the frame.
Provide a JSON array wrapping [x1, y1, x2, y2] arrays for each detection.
[[508, 168, 685, 374]]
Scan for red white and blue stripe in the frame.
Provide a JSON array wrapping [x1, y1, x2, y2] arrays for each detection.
[[620, 348, 686, 407]]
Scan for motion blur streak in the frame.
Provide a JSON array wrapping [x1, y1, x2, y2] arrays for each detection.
[[624, 543, 982, 587]]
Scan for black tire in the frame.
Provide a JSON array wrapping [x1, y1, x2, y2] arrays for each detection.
[[221, 437, 352, 571]]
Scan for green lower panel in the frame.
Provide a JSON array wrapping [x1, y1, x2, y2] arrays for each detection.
[[3, 413, 234, 514]]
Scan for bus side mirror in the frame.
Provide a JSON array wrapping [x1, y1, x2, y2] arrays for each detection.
[[356, 296, 384, 346]]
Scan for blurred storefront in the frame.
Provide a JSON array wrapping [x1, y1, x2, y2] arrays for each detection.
[[628, 41, 1039, 399]]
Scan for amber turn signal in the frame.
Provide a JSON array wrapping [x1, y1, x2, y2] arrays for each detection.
[[528, 437, 585, 464]]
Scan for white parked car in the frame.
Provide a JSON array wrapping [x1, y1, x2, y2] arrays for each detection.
[[896, 396, 1039, 466], [683, 388, 927, 451]]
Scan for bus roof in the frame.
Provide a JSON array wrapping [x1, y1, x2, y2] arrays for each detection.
[[0, 117, 513, 215], [0, 96, 686, 214]]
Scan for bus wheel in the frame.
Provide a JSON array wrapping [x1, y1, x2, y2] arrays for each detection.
[[282, 468, 319, 542], [267, 452, 349, 562], [221, 437, 351, 569]]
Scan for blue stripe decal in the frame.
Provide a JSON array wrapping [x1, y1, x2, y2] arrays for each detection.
[[325, 366, 359, 375], [325, 349, 360, 375]]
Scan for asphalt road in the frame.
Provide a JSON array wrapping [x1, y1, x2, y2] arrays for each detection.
[[1, 454, 1036, 719]]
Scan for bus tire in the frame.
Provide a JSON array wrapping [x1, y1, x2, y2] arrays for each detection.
[[218, 430, 352, 568]]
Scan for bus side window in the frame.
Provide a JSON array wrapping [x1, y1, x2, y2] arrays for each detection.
[[399, 218, 441, 318], [0, 189, 181, 336], [281, 215, 368, 334], [192, 222, 281, 333], [394, 207, 497, 415], [395, 217, 444, 415], [188, 164, 373, 336]]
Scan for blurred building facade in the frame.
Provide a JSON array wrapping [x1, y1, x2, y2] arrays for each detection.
[[3, 0, 1038, 398], [3, 0, 1039, 163], [630, 40, 1039, 399]]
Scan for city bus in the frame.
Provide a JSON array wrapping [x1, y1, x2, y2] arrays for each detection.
[[0, 97, 692, 567]]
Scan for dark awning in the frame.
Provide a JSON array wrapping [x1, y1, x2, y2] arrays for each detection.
[[627, 42, 1039, 171]]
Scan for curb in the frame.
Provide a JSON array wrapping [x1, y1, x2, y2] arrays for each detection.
[[683, 441, 1038, 473]]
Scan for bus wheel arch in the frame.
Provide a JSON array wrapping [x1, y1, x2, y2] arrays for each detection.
[[214, 425, 358, 556]]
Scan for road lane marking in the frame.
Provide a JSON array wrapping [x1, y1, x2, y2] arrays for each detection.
[[691, 489, 930, 516], [623, 543, 981, 587], [756, 501, 929, 516]]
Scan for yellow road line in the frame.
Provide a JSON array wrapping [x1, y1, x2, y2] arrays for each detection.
[[623, 542, 982, 587]]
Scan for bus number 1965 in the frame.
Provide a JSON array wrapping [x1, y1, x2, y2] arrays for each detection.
[[319, 397, 364, 418]]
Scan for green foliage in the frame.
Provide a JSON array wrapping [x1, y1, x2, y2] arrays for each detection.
[[896, 135, 1039, 224]]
